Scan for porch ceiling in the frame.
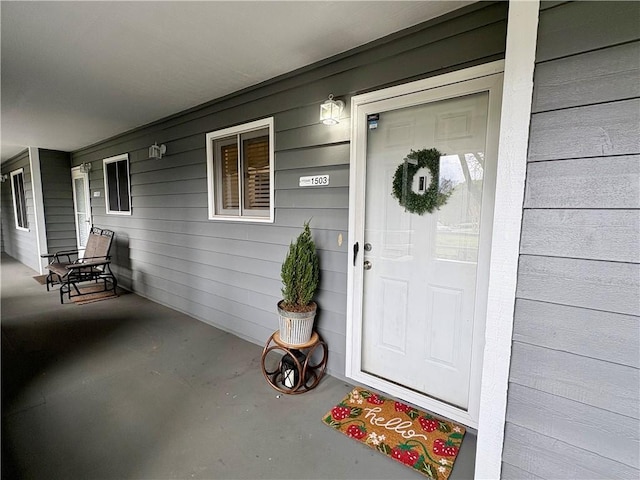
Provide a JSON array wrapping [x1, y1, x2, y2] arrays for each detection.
[[1, 1, 474, 162]]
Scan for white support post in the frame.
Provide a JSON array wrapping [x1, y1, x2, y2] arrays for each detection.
[[29, 147, 48, 274], [474, 1, 539, 478]]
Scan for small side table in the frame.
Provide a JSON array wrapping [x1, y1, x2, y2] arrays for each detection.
[[261, 330, 328, 394]]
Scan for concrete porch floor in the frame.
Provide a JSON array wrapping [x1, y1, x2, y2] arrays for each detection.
[[1, 254, 476, 479]]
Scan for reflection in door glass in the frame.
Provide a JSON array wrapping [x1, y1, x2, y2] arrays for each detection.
[[73, 176, 90, 249], [78, 214, 89, 247], [74, 178, 86, 211], [435, 152, 484, 262]]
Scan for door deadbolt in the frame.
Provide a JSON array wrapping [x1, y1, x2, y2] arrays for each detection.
[[364, 243, 372, 251], [363, 260, 372, 270]]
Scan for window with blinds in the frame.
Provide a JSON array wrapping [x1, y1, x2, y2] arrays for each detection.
[[206, 118, 274, 222]]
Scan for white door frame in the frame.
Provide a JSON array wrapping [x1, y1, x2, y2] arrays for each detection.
[[71, 166, 92, 253], [346, 61, 505, 429]]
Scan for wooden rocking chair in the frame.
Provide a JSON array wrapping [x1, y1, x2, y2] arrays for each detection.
[[41, 227, 118, 304]]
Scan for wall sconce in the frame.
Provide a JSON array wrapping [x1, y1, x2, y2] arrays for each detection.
[[0, 174, 8, 183], [320, 94, 344, 125], [149, 142, 167, 160], [79, 162, 92, 174]]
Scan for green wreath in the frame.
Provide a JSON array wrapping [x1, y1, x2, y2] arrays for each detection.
[[391, 148, 454, 215]]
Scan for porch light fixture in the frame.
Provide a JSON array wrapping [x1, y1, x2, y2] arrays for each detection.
[[149, 142, 167, 160], [0, 174, 7, 182], [320, 94, 344, 125], [79, 162, 92, 174]]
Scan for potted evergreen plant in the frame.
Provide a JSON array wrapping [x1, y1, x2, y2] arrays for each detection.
[[278, 221, 320, 345]]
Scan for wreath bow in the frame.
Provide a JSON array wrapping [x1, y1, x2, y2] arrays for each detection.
[[391, 148, 454, 215]]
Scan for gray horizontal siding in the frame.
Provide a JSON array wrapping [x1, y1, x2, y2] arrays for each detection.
[[532, 41, 640, 113], [124, 237, 347, 279], [503, 2, 640, 478], [502, 423, 639, 480], [39, 149, 75, 254], [516, 255, 639, 316], [528, 99, 640, 162], [535, 1, 640, 62], [276, 120, 350, 151], [513, 299, 639, 368], [70, 2, 508, 380], [276, 144, 350, 170], [130, 271, 346, 376], [506, 384, 639, 468], [501, 462, 543, 480], [520, 209, 639, 262], [510, 342, 639, 419], [524, 155, 639, 209], [276, 188, 349, 209], [0, 150, 39, 272]]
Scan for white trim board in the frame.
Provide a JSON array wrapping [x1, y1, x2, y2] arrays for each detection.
[[29, 147, 48, 274], [475, 1, 539, 478]]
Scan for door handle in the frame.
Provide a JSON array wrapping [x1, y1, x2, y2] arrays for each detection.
[[363, 260, 372, 270], [353, 242, 359, 266]]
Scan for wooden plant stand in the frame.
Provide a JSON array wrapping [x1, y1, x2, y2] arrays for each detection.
[[261, 331, 328, 394]]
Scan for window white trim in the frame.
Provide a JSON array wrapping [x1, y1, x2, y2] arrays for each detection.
[[206, 117, 275, 223], [10, 168, 29, 232], [103, 153, 132, 216]]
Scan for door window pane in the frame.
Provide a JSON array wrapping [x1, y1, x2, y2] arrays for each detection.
[[10, 169, 28, 229], [74, 177, 86, 212], [73, 174, 91, 249], [77, 213, 89, 247], [435, 152, 485, 262]]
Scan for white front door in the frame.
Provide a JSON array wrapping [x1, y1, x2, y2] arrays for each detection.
[[71, 167, 92, 256], [347, 63, 503, 427]]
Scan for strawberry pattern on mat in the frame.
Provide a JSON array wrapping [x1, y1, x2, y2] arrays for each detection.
[[322, 388, 465, 480]]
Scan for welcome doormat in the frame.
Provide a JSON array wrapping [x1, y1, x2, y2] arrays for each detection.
[[323, 388, 465, 479]]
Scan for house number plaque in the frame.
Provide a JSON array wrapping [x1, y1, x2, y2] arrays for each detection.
[[299, 175, 330, 187]]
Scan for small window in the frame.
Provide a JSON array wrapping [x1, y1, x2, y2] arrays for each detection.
[[103, 154, 131, 215], [10, 168, 28, 230], [206, 118, 274, 222]]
